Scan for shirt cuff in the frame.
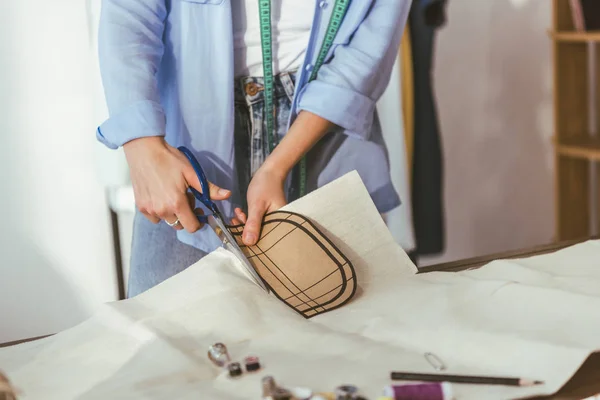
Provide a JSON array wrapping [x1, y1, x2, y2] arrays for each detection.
[[96, 100, 166, 149], [296, 80, 375, 140]]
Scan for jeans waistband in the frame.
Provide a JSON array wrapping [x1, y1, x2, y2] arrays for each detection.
[[234, 70, 297, 106]]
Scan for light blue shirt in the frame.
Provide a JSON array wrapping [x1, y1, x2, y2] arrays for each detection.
[[96, 0, 411, 252]]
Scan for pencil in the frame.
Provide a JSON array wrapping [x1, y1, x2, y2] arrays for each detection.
[[390, 372, 544, 387]]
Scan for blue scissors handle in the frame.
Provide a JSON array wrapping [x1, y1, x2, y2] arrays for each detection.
[[178, 146, 219, 224]]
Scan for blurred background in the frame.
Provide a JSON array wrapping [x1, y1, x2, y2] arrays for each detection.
[[0, 0, 558, 343]]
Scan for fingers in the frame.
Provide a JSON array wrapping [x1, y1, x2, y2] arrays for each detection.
[[182, 165, 231, 200], [208, 181, 231, 200], [143, 191, 199, 233], [169, 191, 203, 231], [164, 215, 184, 231], [141, 210, 160, 224], [187, 192, 196, 209], [136, 196, 161, 224], [231, 208, 247, 226], [129, 145, 222, 234], [171, 195, 201, 233], [194, 208, 205, 218], [271, 199, 286, 211], [234, 207, 247, 224], [231, 217, 242, 225], [243, 202, 266, 246]]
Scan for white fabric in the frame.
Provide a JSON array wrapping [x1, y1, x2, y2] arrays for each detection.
[[232, 0, 314, 77], [376, 53, 416, 252], [1, 172, 600, 400]]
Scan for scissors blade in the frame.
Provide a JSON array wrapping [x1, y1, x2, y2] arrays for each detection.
[[207, 215, 269, 293]]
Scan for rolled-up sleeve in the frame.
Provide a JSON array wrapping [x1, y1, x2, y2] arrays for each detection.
[[297, 0, 412, 140], [96, 0, 167, 149]]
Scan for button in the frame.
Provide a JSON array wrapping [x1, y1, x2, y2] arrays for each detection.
[[319, 1, 328, 9], [228, 362, 243, 377], [244, 356, 261, 372], [245, 82, 263, 97], [305, 64, 313, 72]]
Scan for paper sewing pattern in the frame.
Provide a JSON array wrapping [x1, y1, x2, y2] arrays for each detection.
[[227, 211, 357, 318]]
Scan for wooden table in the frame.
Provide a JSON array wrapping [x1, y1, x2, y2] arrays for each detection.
[[418, 237, 595, 274], [1, 238, 598, 399]]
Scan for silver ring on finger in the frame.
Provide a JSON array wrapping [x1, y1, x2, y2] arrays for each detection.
[[165, 218, 180, 227]]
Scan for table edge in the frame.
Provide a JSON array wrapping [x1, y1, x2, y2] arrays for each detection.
[[418, 237, 595, 273]]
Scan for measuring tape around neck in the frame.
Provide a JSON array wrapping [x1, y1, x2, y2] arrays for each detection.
[[258, 0, 350, 197]]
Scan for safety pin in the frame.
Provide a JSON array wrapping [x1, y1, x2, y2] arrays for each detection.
[[424, 352, 446, 371]]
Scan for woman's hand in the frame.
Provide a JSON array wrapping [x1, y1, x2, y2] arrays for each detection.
[[231, 164, 287, 246], [230, 111, 334, 245], [124, 136, 231, 232]]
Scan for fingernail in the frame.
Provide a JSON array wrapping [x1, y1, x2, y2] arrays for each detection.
[[244, 233, 256, 244], [218, 188, 230, 196]]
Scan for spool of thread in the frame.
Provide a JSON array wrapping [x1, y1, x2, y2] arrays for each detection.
[[262, 376, 278, 398], [310, 393, 335, 400], [383, 382, 452, 400], [289, 387, 312, 400], [335, 385, 358, 399]]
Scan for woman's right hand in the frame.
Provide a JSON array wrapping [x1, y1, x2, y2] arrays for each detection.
[[123, 137, 231, 233]]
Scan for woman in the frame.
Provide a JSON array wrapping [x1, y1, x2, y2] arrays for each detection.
[[97, 0, 411, 297]]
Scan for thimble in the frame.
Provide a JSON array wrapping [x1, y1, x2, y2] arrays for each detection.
[[207, 343, 231, 367]]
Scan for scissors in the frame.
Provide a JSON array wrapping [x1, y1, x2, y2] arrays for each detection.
[[178, 146, 269, 293]]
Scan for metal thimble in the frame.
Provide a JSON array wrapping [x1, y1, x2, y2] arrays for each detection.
[[207, 343, 231, 367]]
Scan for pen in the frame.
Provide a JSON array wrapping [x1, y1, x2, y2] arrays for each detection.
[[390, 372, 544, 386]]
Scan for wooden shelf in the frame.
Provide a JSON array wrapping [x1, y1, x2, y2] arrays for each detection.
[[555, 136, 600, 160], [549, 30, 600, 42], [551, 0, 600, 241]]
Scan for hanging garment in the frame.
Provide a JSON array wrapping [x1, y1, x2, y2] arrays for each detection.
[[409, 0, 447, 256]]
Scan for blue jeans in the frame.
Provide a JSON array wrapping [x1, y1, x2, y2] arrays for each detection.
[[128, 71, 297, 297], [233, 71, 298, 209]]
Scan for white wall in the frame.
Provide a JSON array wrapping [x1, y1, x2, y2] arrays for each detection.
[[0, 1, 118, 343], [421, 0, 555, 264]]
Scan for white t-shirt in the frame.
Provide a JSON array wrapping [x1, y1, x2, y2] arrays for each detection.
[[232, 0, 315, 77]]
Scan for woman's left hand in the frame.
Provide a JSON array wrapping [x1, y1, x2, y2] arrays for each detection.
[[231, 165, 287, 246], [230, 112, 334, 245]]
